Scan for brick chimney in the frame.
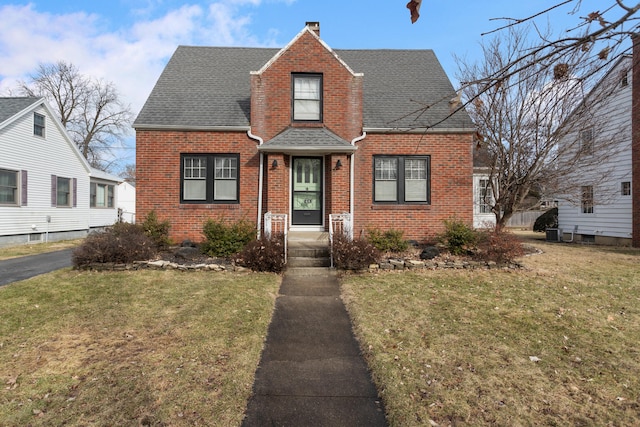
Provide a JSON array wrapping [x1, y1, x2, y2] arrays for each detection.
[[306, 21, 320, 37], [633, 34, 640, 246]]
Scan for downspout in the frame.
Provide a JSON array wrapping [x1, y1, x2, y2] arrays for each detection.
[[248, 129, 264, 238], [350, 132, 366, 239]]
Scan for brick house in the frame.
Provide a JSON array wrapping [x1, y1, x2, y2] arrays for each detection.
[[134, 22, 475, 244]]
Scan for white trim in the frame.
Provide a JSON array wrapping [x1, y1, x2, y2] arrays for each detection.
[[364, 127, 476, 134], [250, 25, 363, 78], [133, 124, 250, 131]]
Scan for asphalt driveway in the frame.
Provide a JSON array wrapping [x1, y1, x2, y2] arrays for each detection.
[[0, 249, 73, 286]]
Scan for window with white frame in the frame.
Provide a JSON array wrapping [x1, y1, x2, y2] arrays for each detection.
[[90, 182, 115, 208], [581, 185, 594, 214], [293, 74, 322, 121], [374, 156, 430, 204], [0, 169, 19, 205], [478, 178, 492, 213], [181, 154, 239, 203], [34, 113, 45, 137], [580, 128, 594, 155], [57, 177, 72, 207], [621, 181, 631, 196]]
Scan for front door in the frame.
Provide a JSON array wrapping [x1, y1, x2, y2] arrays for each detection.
[[292, 157, 323, 225]]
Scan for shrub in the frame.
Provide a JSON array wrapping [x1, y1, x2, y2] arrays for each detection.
[[366, 228, 409, 253], [235, 233, 286, 273], [476, 228, 525, 264], [533, 207, 558, 232], [141, 210, 171, 249], [439, 217, 478, 255], [72, 222, 157, 267], [201, 218, 256, 257], [332, 233, 380, 270]]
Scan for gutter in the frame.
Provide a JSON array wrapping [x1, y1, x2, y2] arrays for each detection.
[[248, 129, 264, 238], [350, 132, 367, 233]]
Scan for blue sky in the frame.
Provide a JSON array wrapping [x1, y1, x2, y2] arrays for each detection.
[[0, 0, 615, 170]]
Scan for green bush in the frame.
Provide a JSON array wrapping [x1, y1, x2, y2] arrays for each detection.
[[439, 217, 478, 255], [235, 233, 286, 273], [72, 222, 157, 267], [366, 228, 409, 253], [476, 228, 525, 264], [201, 218, 256, 257], [141, 210, 171, 249], [332, 233, 380, 270], [533, 207, 558, 232]]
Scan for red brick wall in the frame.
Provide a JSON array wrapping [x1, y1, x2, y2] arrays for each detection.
[[353, 132, 474, 242], [136, 130, 259, 243], [250, 30, 363, 142], [632, 35, 640, 247]]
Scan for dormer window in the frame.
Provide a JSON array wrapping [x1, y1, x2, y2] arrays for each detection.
[[293, 74, 322, 121]]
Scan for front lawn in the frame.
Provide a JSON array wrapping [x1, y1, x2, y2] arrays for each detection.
[[342, 236, 640, 426], [0, 269, 280, 426]]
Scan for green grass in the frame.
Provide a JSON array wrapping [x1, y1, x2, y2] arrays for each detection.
[[0, 269, 280, 426], [342, 236, 640, 426]]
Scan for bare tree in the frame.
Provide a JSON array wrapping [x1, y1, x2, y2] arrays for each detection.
[[458, 27, 627, 229], [19, 61, 134, 171], [121, 164, 136, 185]]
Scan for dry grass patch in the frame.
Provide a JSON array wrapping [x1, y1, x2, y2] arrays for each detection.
[[342, 237, 640, 426], [0, 269, 280, 426], [0, 239, 83, 260]]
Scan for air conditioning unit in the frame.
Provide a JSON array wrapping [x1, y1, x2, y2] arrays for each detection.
[[545, 228, 562, 242]]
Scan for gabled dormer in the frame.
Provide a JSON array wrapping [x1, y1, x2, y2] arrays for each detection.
[[250, 22, 364, 143]]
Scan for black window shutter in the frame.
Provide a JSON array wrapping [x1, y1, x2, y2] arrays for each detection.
[[21, 170, 28, 206], [51, 175, 57, 207]]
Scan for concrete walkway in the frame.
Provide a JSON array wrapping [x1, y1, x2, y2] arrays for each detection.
[[242, 266, 388, 427]]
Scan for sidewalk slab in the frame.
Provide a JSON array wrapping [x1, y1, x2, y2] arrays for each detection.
[[242, 267, 387, 427]]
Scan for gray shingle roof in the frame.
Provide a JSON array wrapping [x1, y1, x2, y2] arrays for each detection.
[[134, 45, 473, 131], [259, 127, 356, 153], [0, 97, 41, 126]]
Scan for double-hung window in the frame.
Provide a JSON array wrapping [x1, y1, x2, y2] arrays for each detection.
[[580, 128, 594, 155], [181, 154, 239, 203], [478, 179, 492, 213], [90, 182, 115, 208], [57, 177, 72, 207], [34, 113, 45, 137], [293, 74, 322, 121], [0, 169, 19, 205], [581, 185, 594, 214], [374, 156, 430, 204]]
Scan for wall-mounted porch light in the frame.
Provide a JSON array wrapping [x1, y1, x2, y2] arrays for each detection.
[[335, 159, 343, 170], [271, 159, 278, 169]]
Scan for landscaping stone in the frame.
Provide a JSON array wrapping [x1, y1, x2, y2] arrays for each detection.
[[420, 246, 440, 260]]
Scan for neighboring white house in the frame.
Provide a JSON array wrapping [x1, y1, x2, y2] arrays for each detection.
[[0, 97, 127, 247], [117, 181, 136, 223], [0, 97, 92, 246], [556, 55, 633, 245], [473, 145, 496, 229], [89, 167, 123, 229]]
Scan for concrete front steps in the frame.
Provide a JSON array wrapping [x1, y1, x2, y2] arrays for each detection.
[[287, 231, 331, 268]]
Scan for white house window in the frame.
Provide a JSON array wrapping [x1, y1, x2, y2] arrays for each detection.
[[621, 181, 631, 196], [57, 177, 72, 207], [374, 156, 430, 204], [580, 128, 594, 155], [293, 74, 322, 121], [181, 154, 239, 203], [478, 178, 492, 213], [90, 182, 115, 208], [34, 113, 45, 137], [621, 70, 629, 87], [0, 169, 19, 205], [581, 185, 594, 214]]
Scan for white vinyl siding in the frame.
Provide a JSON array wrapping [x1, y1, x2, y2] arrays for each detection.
[[0, 102, 91, 239]]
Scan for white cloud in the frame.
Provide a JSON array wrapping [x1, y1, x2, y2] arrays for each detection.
[[0, 2, 284, 114]]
